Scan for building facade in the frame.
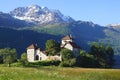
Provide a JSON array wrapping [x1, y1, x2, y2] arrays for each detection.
[[27, 44, 61, 62], [27, 44, 48, 62]]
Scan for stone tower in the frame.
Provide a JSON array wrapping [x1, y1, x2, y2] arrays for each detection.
[[27, 44, 38, 62]]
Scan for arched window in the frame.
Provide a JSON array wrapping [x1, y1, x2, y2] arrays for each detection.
[[35, 55, 39, 60]]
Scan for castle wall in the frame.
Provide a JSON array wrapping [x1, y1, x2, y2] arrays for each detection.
[[36, 50, 47, 61], [27, 49, 35, 62], [64, 44, 73, 51]]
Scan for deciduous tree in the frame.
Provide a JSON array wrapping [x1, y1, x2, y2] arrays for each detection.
[[90, 42, 115, 68], [0, 48, 17, 67], [20, 52, 28, 66], [106, 46, 114, 67], [60, 49, 76, 67], [45, 39, 60, 55]]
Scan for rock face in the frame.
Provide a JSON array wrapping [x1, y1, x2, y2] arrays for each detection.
[[10, 5, 74, 24]]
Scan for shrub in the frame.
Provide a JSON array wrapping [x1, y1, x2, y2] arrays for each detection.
[[59, 58, 76, 67], [28, 60, 61, 67]]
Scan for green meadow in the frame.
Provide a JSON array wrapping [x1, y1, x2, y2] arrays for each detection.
[[0, 67, 120, 80]]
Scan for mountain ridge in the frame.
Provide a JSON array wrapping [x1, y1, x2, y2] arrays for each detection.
[[9, 5, 74, 25]]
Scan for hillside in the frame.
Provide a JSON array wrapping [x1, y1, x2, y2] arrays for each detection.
[[1, 21, 120, 56], [0, 27, 61, 57], [27, 21, 120, 55], [0, 12, 31, 28]]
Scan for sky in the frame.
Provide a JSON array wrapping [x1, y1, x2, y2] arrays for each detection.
[[0, 0, 120, 26]]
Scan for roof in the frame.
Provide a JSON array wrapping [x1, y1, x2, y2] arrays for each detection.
[[62, 35, 72, 40], [27, 44, 38, 49], [41, 51, 47, 55]]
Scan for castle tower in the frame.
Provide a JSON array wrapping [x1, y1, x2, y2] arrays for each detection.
[[61, 35, 80, 57], [61, 35, 73, 46], [27, 44, 38, 62]]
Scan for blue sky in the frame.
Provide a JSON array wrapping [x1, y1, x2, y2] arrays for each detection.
[[0, 0, 120, 26]]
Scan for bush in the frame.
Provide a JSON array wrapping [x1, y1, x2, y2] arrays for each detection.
[[60, 49, 76, 67], [59, 61, 69, 67], [11, 62, 23, 67], [27, 60, 61, 67], [59, 58, 76, 67]]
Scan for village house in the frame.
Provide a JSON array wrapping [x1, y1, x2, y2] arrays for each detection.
[[27, 35, 80, 62]]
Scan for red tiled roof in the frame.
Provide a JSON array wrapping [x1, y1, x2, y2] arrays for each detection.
[[62, 35, 72, 40], [27, 44, 38, 49]]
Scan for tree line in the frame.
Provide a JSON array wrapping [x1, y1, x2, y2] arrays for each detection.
[[79, 42, 114, 68]]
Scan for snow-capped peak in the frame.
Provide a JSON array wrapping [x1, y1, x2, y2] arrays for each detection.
[[107, 23, 120, 31], [41, 6, 47, 9], [108, 23, 120, 27], [9, 5, 74, 24]]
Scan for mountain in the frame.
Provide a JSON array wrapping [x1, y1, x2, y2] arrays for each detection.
[[0, 12, 31, 28], [10, 5, 74, 25], [107, 23, 120, 31]]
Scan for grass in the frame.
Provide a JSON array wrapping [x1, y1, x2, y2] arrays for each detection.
[[0, 66, 119, 80]]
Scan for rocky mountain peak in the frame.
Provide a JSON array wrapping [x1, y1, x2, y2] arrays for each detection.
[[9, 5, 74, 24]]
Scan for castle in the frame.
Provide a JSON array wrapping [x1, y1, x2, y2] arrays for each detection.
[[27, 35, 80, 62]]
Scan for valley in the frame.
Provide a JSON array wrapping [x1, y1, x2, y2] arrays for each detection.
[[0, 5, 120, 68]]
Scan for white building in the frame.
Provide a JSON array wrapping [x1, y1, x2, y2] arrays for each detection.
[[27, 44, 47, 62], [27, 44, 61, 62], [26, 35, 80, 62], [61, 35, 80, 57]]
